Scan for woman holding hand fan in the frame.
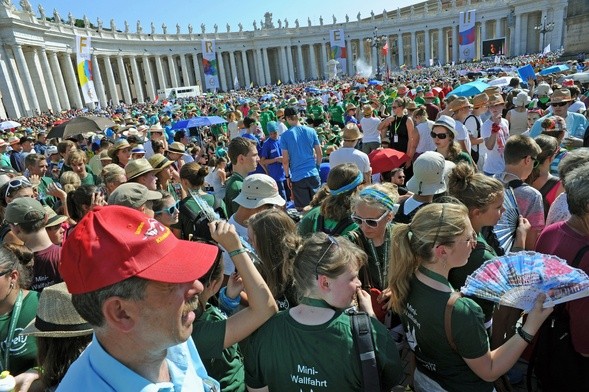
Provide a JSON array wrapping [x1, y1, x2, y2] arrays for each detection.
[[388, 202, 552, 392]]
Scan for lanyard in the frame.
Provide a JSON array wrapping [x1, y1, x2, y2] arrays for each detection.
[[1, 290, 23, 372], [392, 116, 403, 135], [300, 297, 336, 310], [417, 266, 453, 290], [366, 226, 391, 288]]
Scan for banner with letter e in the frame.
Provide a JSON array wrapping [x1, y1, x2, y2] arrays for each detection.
[[201, 39, 220, 90], [329, 29, 347, 75], [459, 10, 476, 61], [75, 35, 97, 104]]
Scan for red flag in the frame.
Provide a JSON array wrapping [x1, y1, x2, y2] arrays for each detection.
[[381, 42, 389, 56]]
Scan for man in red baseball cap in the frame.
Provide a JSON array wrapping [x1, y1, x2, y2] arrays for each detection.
[[57, 205, 241, 391]]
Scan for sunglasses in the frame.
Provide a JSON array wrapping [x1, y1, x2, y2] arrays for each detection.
[[552, 101, 569, 107], [531, 156, 540, 168], [154, 201, 179, 215], [315, 236, 338, 279], [5, 178, 32, 199], [351, 210, 389, 228], [430, 131, 449, 140]]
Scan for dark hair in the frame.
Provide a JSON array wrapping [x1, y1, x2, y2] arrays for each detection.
[[243, 117, 256, 129], [525, 135, 559, 184], [227, 137, 256, 165], [66, 185, 97, 222], [37, 335, 92, 389], [152, 191, 174, 214], [179, 162, 208, 189], [173, 130, 186, 142], [448, 162, 504, 211]]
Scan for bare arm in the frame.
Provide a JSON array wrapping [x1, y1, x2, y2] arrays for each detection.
[[314, 144, 323, 166], [209, 221, 278, 349], [406, 117, 418, 160]]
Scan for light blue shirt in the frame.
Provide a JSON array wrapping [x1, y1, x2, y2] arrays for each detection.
[[57, 335, 219, 392], [280, 125, 320, 182], [529, 111, 589, 139]]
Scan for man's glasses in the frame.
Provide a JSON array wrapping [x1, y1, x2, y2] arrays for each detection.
[[552, 101, 569, 107], [531, 156, 540, 168], [430, 132, 449, 140], [315, 236, 338, 279], [351, 210, 389, 228], [5, 178, 32, 199], [154, 201, 179, 215]]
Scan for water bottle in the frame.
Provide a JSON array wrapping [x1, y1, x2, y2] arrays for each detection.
[[0, 371, 15, 392]]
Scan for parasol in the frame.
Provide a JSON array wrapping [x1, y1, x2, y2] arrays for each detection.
[[47, 116, 116, 139], [368, 148, 410, 174]]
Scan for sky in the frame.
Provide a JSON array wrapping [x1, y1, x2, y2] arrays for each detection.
[[34, 0, 423, 34]]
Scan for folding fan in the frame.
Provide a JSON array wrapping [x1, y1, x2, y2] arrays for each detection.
[[461, 251, 589, 312], [493, 187, 519, 254]]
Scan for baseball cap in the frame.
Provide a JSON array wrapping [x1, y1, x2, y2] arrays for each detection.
[[107, 183, 162, 209], [0, 165, 16, 175], [406, 151, 446, 196], [44, 205, 68, 227], [233, 174, 286, 209], [5, 197, 46, 225], [59, 205, 220, 294], [45, 146, 58, 156]]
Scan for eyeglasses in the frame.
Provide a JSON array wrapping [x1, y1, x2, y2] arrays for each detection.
[[351, 210, 389, 228], [154, 201, 179, 215], [447, 233, 478, 247], [552, 101, 569, 107], [315, 236, 338, 279], [531, 156, 540, 168], [392, 106, 400, 109], [5, 178, 32, 199], [430, 131, 449, 140]]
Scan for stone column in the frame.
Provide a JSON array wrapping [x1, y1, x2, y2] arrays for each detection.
[[116, 55, 132, 103], [61, 53, 83, 109], [0, 47, 23, 118], [521, 14, 529, 54], [424, 29, 431, 66], [411, 31, 417, 68], [280, 46, 289, 83], [192, 53, 203, 88], [308, 45, 317, 79], [262, 47, 271, 84], [514, 13, 522, 55], [48, 51, 69, 110], [296, 45, 305, 81], [320, 43, 328, 79], [155, 55, 166, 90], [481, 21, 487, 42], [241, 50, 251, 87], [38, 48, 61, 111], [90, 54, 107, 108], [438, 28, 445, 64], [285, 47, 295, 82], [103, 55, 120, 104], [142, 55, 156, 102], [452, 25, 459, 62], [217, 52, 228, 91], [371, 42, 377, 75], [397, 34, 404, 66], [180, 54, 191, 87], [359, 39, 365, 62], [13, 44, 40, 114], [495, 18, 501, 38], [130, 56, 144, 103], [346, 37, 353, 75], [229, 51, 239, 89], [255, 49, 264, 85], [167, 55, 179, 88], [552, 7, 565, 51], [27, 49, 51, 111]]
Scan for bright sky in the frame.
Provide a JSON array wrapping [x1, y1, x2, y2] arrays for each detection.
[[36, 0, 423, 34]]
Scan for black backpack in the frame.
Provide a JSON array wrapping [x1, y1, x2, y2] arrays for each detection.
[[178, 195, 226, 242], [527, 245, 589, 391]]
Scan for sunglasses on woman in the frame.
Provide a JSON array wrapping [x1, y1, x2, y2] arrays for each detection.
[[430, 131, 449, 140], [351, 210, 389, 228], [5, 178, 32, 199], [154, 201, 179, 215]]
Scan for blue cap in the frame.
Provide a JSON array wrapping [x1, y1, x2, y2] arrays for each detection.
[[267, 121, 278, 133]]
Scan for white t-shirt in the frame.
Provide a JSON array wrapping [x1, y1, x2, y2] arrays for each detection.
[[360, 117, 382, 144], [227, 121, 239, 140], [329, 147, 371, 175], [481, 118, 509, 175], [277, 121, 288, 136], [455, 121, 472, 154], [415, 121, 436, 154]]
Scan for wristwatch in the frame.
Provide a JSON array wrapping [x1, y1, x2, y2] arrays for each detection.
[[517, 326, 534, 344]]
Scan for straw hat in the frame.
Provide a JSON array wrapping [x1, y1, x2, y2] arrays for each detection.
[[343, 124, 363, 141], [550, 89, 572, 104], [472, 93, 489, 109], [8, 136, 20, 146], [22, 282, 93, 338], [108, 139, 131, 159], [448, 97, 473, 112], [166, 142, 186, 154], [148, 154, 174, 171], [362, 105, 373, 116], [345, 103, 357, 111], [487, 93, 505, 106], [124, 158, 158, 180], [406, 101, 418, 110], [484, 86, 502, 97], [44, 206, 67, 227], [149, 123, 165, 133]]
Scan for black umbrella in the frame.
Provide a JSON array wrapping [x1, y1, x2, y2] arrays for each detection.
[[47, 116, 116, 139]]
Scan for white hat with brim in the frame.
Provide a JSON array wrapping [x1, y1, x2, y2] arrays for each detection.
[[233, 174, 286, 209], [406, 151, 447, 196]]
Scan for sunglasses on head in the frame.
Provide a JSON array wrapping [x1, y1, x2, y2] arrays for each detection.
[[552, 101, 569, 107], [351, 210, 389, 228], [154, 201, 179, 215], [315, 236, 338, 279], [430, 131, 449, 140], [5, 178, 32, 199]]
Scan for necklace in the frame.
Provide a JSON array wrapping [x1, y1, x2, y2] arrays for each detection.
[[417, 266, 453, 290], [366, 225, 391, 288], [300, 297, 335, 310]]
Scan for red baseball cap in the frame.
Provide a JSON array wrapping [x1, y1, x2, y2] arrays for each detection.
[[59, 205, 220, 294]]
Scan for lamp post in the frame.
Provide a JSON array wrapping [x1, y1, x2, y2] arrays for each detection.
[[366, 27, 387, 80], [534, 15, 554, 52]]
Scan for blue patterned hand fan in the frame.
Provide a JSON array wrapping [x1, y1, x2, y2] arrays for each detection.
[[493, 187, 519, 254], [461, 251, 589, 312]]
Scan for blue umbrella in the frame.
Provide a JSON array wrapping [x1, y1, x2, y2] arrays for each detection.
[[448, 81, 490, 97], [172, 116, 227, 130], [368, 80, 384, 86], [539, 64, 570, 76]]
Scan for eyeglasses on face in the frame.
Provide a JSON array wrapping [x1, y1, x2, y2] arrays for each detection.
[[154, 201, 179, 215], [552, 101, 569, 107], [315, 236, 338, 279], [5, 178, 32, 199], [351, 210, 389, 228], [430, 131, 449, 140], [531, 156, 540, 168]]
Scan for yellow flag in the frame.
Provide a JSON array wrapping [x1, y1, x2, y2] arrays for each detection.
[[277, 79, 282, 86]]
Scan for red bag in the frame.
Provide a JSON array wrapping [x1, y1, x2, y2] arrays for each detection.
[[369, 287, 388, 323]]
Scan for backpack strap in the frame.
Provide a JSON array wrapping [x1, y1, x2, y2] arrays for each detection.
[[444, 292, 463, 353], [348, 309, 381, 392], [571, 245, 589, 268], [316, 214, 354, 236], [507, 179, 524, 189]]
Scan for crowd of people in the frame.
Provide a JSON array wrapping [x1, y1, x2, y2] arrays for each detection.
[[0, 49, 586, 391]]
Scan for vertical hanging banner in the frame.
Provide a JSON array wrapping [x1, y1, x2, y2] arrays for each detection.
[[201, 39, 220, 90], [329, 29, 347, 75], [459, 10, 476, 61], [75, 35, 97, 104]]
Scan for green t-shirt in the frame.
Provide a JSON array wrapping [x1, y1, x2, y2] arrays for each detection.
[[327, 104, 345, 124], [403, 276, 492, 392], [308, 105, 325, 121], [259, 111, 277, 136], [448, 233, 496, 323], [453, 151, 475, 167], [224, 172, 244, 217], [0, 290, 39, 375], [298, 206, 358, 239], [192, 304, 244, 392], [243, 310, 403, 391], [79, 171, 99, 186]]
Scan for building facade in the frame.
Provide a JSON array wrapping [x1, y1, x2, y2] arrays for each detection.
[[0, 0, 569, 119]]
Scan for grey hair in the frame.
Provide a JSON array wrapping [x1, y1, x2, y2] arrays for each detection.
[[565, 162, 589, 216], [558, 149, 589, 187]]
